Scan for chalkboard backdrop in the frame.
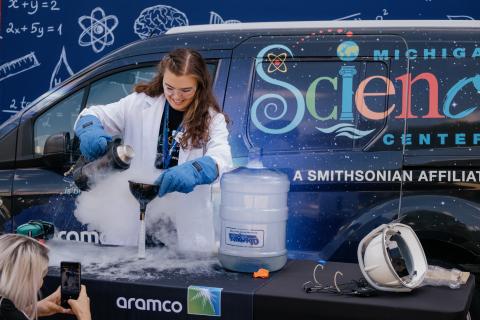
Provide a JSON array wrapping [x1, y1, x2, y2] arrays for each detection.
[[0, 0, 478, 124]]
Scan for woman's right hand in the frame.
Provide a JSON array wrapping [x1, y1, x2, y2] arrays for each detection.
[[68, 285, 92, 320], [74, 115, 112, 161]]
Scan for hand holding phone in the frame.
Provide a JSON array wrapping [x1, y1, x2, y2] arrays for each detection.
[[60, 261, 81, 309], [68, 285, 92, 320]]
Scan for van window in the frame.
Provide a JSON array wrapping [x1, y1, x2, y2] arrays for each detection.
[[248, 59, 389, 152], [86, 63, 217, 108], [206, 62, 217, 80], [33, 62, 219, 157], [86, 67, 157, 107], [34, 89, 84, 155], [34, 66, 159, 156]]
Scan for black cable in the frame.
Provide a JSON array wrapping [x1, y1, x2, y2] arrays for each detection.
[[303, 278, 377, 297]]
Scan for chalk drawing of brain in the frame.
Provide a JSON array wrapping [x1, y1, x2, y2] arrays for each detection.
[[134, 5, 189, 39]]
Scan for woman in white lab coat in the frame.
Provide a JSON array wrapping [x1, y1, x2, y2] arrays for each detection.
[[74, 48, 233, 252]]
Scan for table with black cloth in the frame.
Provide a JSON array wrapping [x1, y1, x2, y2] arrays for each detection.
[[254, 261, 475, 320], [41, 260, 474, 320]]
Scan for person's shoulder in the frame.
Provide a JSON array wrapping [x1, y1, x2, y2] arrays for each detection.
[[208, 107, 217, 116], [208, 109, 228, 130], [123, 91, 160, 99], [122, 92, 164, 107], [125, 91, 146, 100], [0, 298, 29, 320], [208, 108, 224, 121], [135, 92, 164, 104], [1, 297, 16, 310]]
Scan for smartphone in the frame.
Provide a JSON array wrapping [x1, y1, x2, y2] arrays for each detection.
[[60, 261, 81, 309]]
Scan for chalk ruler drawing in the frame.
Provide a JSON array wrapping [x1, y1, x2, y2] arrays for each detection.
[[50, 46, 74, 89], [134, 5, 188, 39], [209, 11, 241, 24], [78, 7, 119, 53], [0, 52, 40, 82]]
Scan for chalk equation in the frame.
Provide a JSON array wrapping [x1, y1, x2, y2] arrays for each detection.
[[334, 9, 389, 20], [0, 52, 40, 82], [4, 96, 31, 114], [5, 22, 62, 38], [7, 0, 60, 15]]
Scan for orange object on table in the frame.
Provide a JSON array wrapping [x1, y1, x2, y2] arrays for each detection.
[[253, 268, 270, 279]]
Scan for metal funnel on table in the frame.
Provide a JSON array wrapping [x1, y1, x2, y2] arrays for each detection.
[[128, 180, 158, 258]]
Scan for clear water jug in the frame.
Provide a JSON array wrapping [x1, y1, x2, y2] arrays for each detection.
[[218, 149, 289, 272]]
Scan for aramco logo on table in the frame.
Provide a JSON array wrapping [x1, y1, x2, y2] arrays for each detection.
[[116, 296, 182, 313], [187, 285, 222, 317]]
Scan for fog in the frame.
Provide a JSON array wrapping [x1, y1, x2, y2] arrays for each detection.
[[48, 165, 220, 278], [48, 239, 218, 280]]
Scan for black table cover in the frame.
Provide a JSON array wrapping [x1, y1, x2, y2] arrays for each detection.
[[41, 260, 474, 320]]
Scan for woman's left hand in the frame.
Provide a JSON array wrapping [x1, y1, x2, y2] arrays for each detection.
[[37, 286, 73, 317], [155, 156, 218, 197]]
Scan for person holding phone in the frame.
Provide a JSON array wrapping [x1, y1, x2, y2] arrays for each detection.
[[0, 234, 91, 320]]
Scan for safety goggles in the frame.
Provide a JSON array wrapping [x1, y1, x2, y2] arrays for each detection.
[[162, 82, 196, 98]]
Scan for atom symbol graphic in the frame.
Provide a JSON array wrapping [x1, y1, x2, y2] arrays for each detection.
[[78, 7, 119, 53], [267, 52, 288, 73]]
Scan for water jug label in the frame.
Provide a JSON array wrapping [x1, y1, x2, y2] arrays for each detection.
[[225, 227, 264, 248]]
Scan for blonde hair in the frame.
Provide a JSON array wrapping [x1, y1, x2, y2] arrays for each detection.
[[0, 234, 49, 319]]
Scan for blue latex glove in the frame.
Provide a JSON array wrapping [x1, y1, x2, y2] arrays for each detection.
[[155, 156, 218, 197], [74, 115, 112, 161]]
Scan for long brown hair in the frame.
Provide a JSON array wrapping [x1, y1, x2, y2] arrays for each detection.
[[135, 48, 228, 149]]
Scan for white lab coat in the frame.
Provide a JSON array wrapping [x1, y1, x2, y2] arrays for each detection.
[[77, 92, 232, 175], [76, 92, 233, 253]]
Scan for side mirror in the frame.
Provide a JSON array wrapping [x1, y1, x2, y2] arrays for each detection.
[[43, 132, 71, 170]]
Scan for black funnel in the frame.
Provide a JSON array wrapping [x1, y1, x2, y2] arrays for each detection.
[[128, 180, 159, 218]]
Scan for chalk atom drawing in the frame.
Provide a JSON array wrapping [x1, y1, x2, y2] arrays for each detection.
[[78, 7, 119, 53], [0, 52, 40, 82], [209, 11, 241, 24], [134, 5, 188, 39], [50, 46, 74, 89]]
